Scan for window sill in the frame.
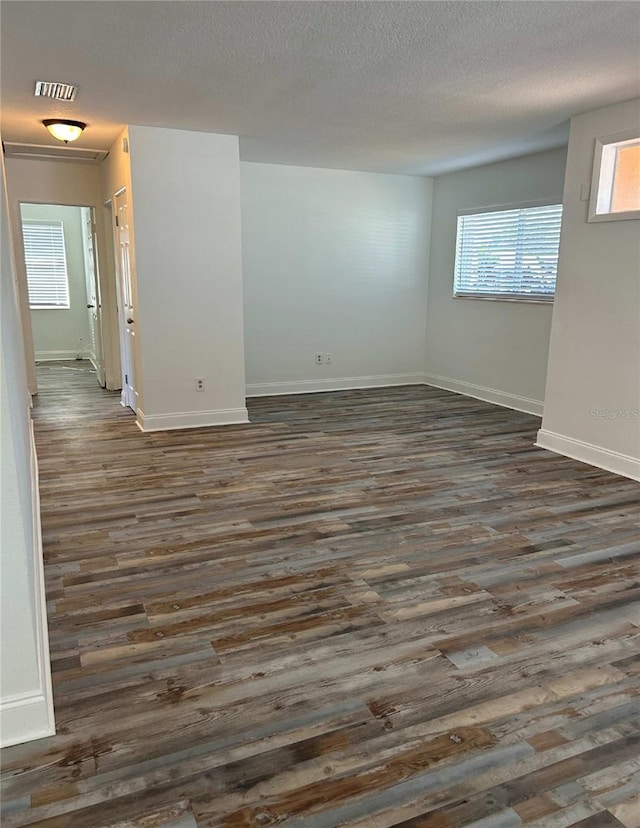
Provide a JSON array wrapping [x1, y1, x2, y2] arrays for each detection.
[[30, 305, 71, 311], [453, 293, 554, 305], [587, 209, 640, 223]]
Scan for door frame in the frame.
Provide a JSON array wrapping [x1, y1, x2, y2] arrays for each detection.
[[16, 200, 114, 389], [80, 206, 106, 386], [108, 188, 136, 411]]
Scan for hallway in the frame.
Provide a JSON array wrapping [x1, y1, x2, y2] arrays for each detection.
[[1, 363, 639, 827]]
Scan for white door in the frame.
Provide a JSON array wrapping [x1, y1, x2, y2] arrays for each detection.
[[81, 207, 105, 386], [114, 191, 137, 412]]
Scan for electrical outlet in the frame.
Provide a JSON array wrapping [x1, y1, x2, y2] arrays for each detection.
[[315, 352, 323, 365], [325, 353, 332, 364], [195, 377, 205, 391]]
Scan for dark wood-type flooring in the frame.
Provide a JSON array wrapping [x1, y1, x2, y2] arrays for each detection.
[[2, 361, 640, 828]]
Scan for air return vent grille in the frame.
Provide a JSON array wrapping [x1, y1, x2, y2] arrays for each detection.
[[3, 142, 107, 163], [34, 80, 78, 101]]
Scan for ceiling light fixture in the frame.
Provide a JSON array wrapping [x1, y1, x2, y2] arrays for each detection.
[[42, 118, 86, 143]]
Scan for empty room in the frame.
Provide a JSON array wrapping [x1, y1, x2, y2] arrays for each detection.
[[1, 2, 639, 827]]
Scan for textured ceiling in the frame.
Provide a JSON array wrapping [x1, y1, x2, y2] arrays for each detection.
[[1, 1, 639, 175]]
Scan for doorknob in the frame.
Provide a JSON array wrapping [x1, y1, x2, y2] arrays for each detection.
[[126, 317, 134, 324], [87, 304, 95, 309]]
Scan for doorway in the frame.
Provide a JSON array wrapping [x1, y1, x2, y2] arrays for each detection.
[[19, 202, 106, 387]]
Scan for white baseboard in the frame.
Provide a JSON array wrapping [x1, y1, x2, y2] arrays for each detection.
[[246, 373, 425, 397], [536, 428, 640, 481], [1, 418, 55, 748], [28, 417, 55, 746], [423, 373, 544, 417], [34, 349, 84, 362], [136, 407, 250, 432], [0, 691, 55, 748]]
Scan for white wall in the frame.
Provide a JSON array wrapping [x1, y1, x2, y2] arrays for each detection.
[[241, 163, 432, 394], [101, 127, 132, 207], [539, 99, 640, 480], [127, 126, 247, 430], [21, 203, 91, 360], [424, 148, 568, 415], [0, 151, 54, 747], [4, 157, 120, 391]]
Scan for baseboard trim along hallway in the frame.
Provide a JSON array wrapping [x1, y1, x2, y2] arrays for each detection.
[[136, 407, 250, 432]]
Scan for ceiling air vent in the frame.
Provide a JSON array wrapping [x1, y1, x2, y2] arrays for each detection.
[[3, 142, 107, 163], [34, 80, 78, 101]]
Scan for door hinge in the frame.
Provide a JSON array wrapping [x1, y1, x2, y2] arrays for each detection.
[[115, 216, 119, 226], [125, 373, 128, 384]]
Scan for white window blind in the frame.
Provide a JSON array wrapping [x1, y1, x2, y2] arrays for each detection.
[[454, 203, 563, 301], [23, 220, 70, 308]]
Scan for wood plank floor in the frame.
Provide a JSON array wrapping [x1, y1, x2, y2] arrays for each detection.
[[2, 361, 639, 828]]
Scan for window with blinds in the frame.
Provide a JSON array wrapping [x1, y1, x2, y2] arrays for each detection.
[[454, 203, 563, 301], [23, 220, 70, 309]]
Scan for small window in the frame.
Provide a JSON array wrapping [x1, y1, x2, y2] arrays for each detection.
[[589, 132, 640, 222], [22, 220, 70, 309], [454, 202, 562, 302]]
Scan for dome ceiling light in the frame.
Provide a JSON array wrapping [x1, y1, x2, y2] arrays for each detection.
[[42, 119, 86, 143]]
